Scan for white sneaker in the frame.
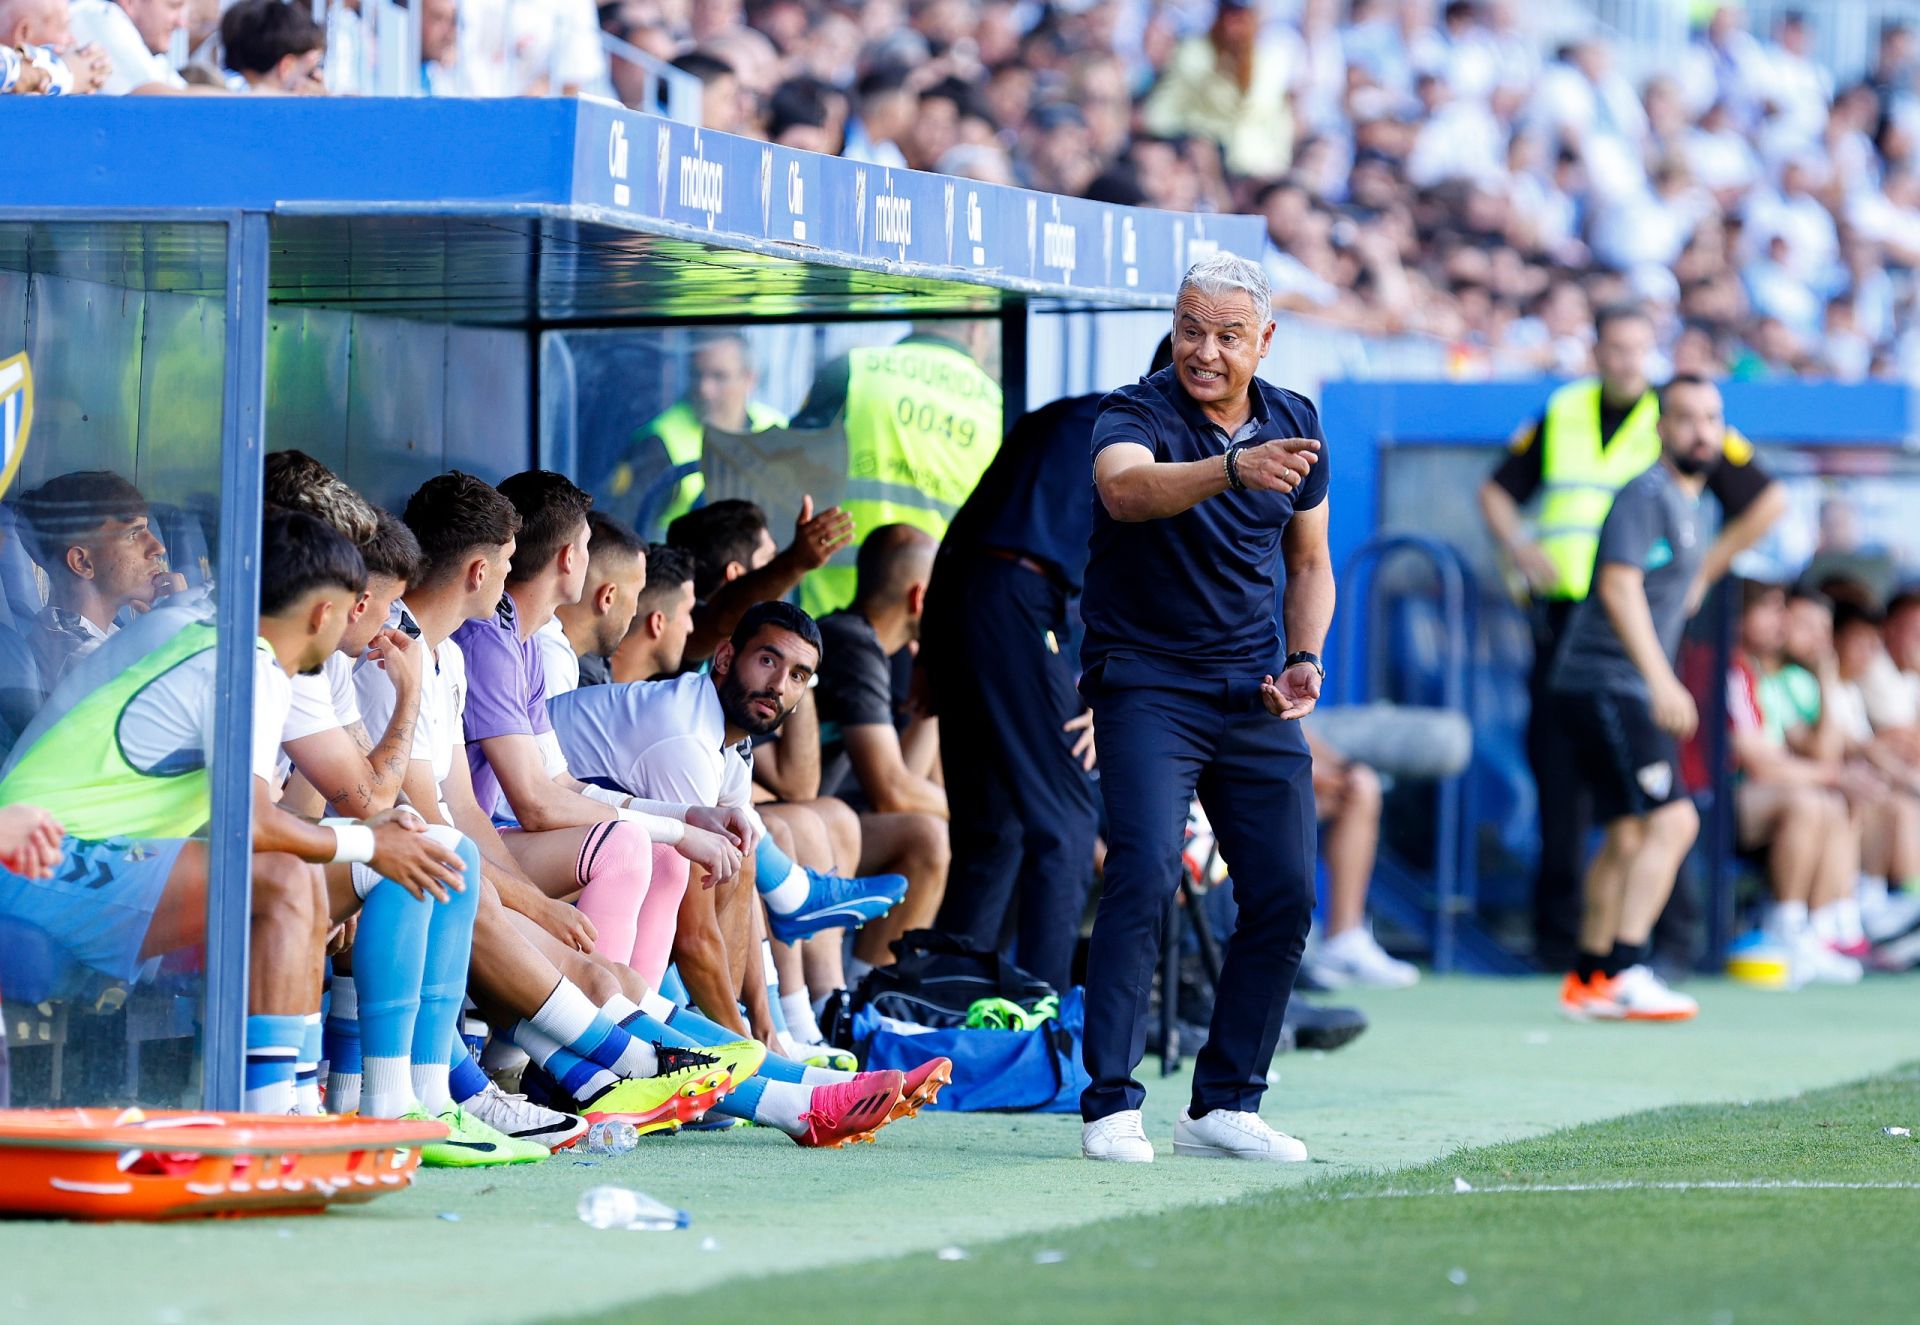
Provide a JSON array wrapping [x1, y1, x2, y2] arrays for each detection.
[[463, 1080, 589, 1152], [1862, 889, 1920, 944], [1173, 1108, 1308, 1162], [1793, 932, 1864, 986], [1307, 927, 1420, 989], [1605, 965, 1698, 1021], [1082, 1109, 1155, 1163]]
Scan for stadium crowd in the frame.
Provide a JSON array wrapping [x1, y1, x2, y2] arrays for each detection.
[[14, 0, 1920, 385]]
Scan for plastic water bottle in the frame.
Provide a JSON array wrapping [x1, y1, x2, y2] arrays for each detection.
[[576, 1185, 691, 1231], [582, 1121, 640, 1155]]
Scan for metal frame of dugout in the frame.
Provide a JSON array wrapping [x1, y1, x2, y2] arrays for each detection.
[[0, 99, 1263, 1111]]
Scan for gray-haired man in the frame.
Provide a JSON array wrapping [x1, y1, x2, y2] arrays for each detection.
[[1079, 253, 1332, 1164]]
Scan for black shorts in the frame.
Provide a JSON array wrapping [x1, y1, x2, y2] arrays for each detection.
[[1553, 689, 1684, 823]]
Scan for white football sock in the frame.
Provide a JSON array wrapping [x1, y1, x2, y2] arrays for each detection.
[[782, 991, 825, 1045], [361, 1056, 416, 1118], [751, 1079, 812, 1135], [762, 860, 811, 915], [412, 1063, 452, 1115]]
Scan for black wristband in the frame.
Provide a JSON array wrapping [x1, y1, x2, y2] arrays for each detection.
[[1224, 443, 1247, 493], [1284, 650, 1324, 679]]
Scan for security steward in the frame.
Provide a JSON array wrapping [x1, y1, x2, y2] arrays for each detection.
[[921, 382, 1106, 992], [787, 321, 1003, 616], [1478, 304, 1783, 968], [601, 331, 787, 534], [1078, 254, 1330, 1165]]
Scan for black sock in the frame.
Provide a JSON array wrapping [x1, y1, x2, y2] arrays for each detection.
[[1575, 951, 1606, 982], [1605, 941, 1648, 977]]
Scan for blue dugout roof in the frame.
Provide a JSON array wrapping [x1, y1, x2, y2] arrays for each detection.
[[0, 99, 1263, 323]]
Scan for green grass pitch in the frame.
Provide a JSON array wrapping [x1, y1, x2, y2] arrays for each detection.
[[8, 976, 1919, 1325]]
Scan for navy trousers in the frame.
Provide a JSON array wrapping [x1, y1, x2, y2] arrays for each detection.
[[924, 554, 1100, 990], [1079, 660, 1317, 1122]]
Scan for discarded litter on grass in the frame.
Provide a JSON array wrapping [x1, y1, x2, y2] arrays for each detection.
[[576, 1185, 690, 1231], [936, 1247, 969, 1262], [1453, 1177, 1473, 1192]]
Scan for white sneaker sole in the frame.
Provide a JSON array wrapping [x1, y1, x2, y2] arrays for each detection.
[[1171, 1140, 1308, 1162], [1082, 1148, 1155, 1163]]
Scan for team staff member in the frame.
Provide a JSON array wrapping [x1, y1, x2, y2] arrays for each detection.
[[922, 382, 1104, 992], [1478, 304, 1783, 966], [1550, 376, 1729, 1024], [787, 321, 1002, 616], [1079, 254, 1329, 1165]]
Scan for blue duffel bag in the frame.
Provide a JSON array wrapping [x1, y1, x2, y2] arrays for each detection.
[[854, 986, 1092, 1113]]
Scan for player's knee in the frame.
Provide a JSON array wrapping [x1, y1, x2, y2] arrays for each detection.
[[575, 955, 624, 1005], [911, 813, 952, 874], [1346, 763, 1382, 815], [252, 852, 324, 935], [1650, 798, 1699, 847]]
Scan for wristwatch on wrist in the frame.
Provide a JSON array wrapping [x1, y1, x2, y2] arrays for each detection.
[[1284, 650, 1324, 680]]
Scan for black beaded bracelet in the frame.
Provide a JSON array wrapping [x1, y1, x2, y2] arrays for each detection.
[[1224, 443, 1247, 493]]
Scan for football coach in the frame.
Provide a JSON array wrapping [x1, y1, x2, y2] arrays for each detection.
[[1078, 252, 1332, 1164]]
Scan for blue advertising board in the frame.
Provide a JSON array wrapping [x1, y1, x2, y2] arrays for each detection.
[[3, 98, 1261, 311]]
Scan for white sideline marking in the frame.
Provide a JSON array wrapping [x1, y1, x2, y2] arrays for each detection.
[[1336, 1180, 1920, 1200]]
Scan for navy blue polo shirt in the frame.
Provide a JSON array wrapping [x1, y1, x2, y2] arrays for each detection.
[[1080, 367, 1329, 680]]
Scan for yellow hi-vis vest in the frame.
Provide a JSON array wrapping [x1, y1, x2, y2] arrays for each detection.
[[799, 340, 1003, 617], [626, 398, 788, 531], [0, 622, 219, 840], [1536, 379, 1662, 601]]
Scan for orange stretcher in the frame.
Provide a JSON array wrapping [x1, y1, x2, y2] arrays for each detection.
[[0, 1108, 447, 1221]]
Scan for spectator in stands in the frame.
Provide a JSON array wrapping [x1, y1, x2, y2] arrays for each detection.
[[419, 0, 490, 97], [219, 0, 323, 94], [1730, 581, 1868, 985], [609, 541, 695, 683], [16, 470, 187, 685], [671, 50, 745, 133], [70, 0, 194, 93], [665, 496, 853, 664], [539, 511, 646, 696], [0, 0, 112, 93], [813, 524, 949, 978], [1142, 0, 1292, 178], [780, 74, 847, 153], [842, 64, 911, 168]]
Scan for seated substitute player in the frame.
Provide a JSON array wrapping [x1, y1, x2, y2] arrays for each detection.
[[364, 472, 760, 1142], [605, 542, 697, 684], [0, 510, 466, 1116], [547, 520, 880, 1055], [537, 511, 648, 696], [1549, 376, 1728, 1022], [387, 482, 909, 1147], [549, 600, 945, 1140], [659, 495, 854, 670]]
